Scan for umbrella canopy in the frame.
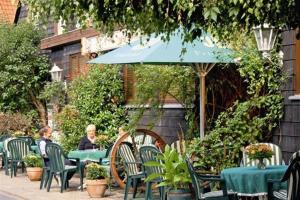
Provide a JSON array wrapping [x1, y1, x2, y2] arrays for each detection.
[[89, 29, 234, 139], [89, 31, 232, 65]]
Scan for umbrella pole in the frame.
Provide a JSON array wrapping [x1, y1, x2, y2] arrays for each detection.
[[199, 73, 206, 139], [195, 63, 216, 140]]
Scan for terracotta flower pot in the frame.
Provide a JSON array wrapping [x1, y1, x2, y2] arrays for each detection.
[[167, 189, 192, 200], [86, 179, 107, 198], [26, 167, 43, 181]]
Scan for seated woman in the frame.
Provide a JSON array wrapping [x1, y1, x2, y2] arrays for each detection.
[[78, 124, 99, 150]]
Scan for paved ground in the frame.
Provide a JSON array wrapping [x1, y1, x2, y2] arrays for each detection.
[[0, 169, 132, 200]]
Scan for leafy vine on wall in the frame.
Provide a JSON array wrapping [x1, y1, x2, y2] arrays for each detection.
[[189, 40, 285, 173]]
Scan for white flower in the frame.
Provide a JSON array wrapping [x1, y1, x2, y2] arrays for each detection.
[[278, 50, 284, 59], [233, 57, 242, 63]]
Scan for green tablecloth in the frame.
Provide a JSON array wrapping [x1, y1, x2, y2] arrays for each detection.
[[221, 165, 287, 196], [30, 145, 39, 154], [68, 149, 107, 162]]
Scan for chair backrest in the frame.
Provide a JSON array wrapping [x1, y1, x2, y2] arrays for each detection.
[[0, 134, 11, 142], [118, 142, 139, 176], [281, 152, 300, 200], [45, 143, 65, 172], [186, 155, 205, 199], [19, 136, 36, 146], [7, 138, 30, 162], [241, 143, 283, 167], [171, 140, 186, 155], [139, 145, 163, 180]]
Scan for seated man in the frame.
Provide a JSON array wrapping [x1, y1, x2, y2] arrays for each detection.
[[38, 126, 76, 182], [78, 124, 99, 150]]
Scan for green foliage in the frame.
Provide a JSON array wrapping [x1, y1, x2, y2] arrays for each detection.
[[24, 0, 300, 43], [95, 134, 111, 148], [188, 41, 284, 173], [23, 154, 43, 168], [145, 145, 191, 190], [56, 66, 127, 152], [0, 113, 32, 134], [0, 22, 50, 124], [39, 81, 66, 107], [86, 163, 108, 180]]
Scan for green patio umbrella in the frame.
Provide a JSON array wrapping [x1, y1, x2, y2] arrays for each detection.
[[89, 29, 233, 139]]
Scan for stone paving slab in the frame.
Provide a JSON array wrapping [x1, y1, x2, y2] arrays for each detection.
[[0, 170, 127, 200]]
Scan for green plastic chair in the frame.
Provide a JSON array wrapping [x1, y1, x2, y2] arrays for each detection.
[[118, 142, 145, 200], [0, 134, 11, 142], [7, 138, 31, 178], [268, 152, 300, 200], [45, 143, 83, 193], [140, 145, 165, 200], [19, 136, 36, 146], [0, 134, 11, 175], [186, 155, 237, 200]]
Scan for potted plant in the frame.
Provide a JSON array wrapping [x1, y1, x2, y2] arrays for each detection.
[[85, 162, 108, 198], [145, 145, 192, 200], [23, 154, 43, 181]]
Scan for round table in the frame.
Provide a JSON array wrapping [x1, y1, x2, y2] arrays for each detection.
[[68, 149, 107, 162], [221, 165, 287, 196]]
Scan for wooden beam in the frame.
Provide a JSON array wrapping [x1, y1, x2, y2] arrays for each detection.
[[40, 28, 99, 49]]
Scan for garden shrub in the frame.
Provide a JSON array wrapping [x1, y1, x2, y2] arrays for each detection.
[[0, 112, 32, 134], [56, 66, 127, 152]]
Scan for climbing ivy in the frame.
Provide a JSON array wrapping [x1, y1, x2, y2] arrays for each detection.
[[188, 39, 285, 173]]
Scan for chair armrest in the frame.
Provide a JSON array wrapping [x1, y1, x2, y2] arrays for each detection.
[[67, 157, 81, 164], [195, 171, 222, 179], [126, 161, 142, 165]]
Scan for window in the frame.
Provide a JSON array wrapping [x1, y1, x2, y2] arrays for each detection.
[[295, 38, 300, 93], [123, 66, 179, 104], [68, 53, 89, 80]]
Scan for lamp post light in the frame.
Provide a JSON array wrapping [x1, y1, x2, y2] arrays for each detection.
[[49, 63, 63, 82], [253, 24, 277, 57]]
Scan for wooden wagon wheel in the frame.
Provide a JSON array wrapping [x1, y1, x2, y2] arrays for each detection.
[[110, 129, 166, 189]]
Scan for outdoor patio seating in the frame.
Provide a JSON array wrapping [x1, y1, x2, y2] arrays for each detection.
[[186, 155, 237, 200], [241, 143, 284, 167], [45, 143, 83, 193], [118, 142, 145, 200], [268, 152, 300, 200], [7, 138, 31, 178], [140, 145, 165, 200]]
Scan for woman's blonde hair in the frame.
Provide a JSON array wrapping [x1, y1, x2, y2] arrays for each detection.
[[86, 124, 96, 133]]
